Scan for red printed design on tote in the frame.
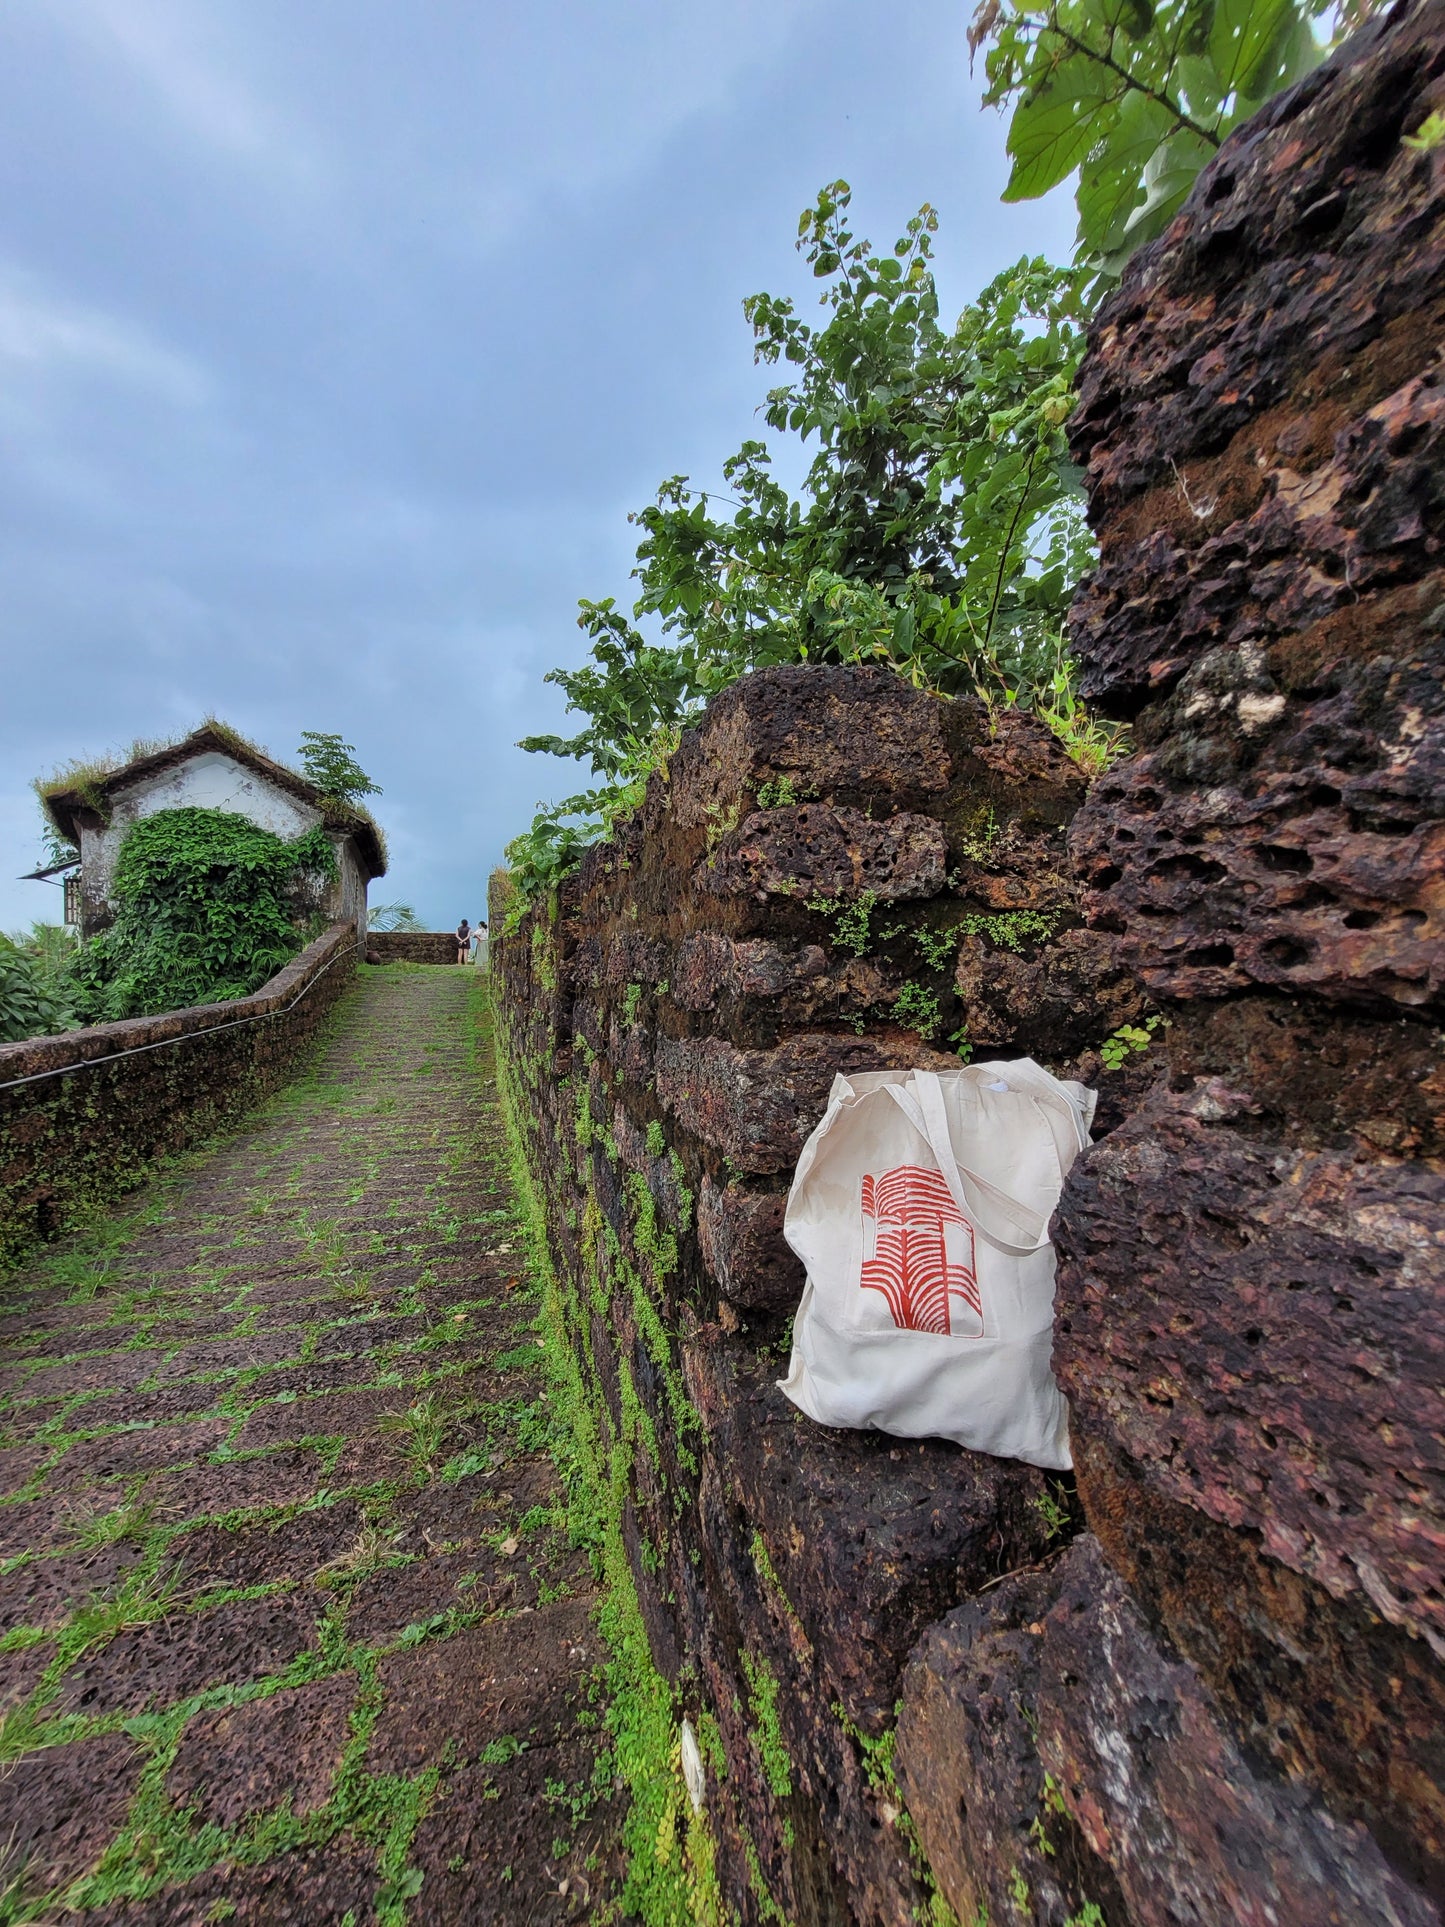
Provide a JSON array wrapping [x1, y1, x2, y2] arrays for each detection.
[[860, 1166, 982, 1336]]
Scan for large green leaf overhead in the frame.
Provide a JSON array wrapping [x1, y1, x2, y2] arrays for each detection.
[[974, 0, 1351, 275]]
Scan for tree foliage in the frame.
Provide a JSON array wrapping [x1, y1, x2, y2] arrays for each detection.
[[969, 0, 1360, 275], [368, 901, 426, 933], [509, 184, 1110, 901], [297, 732, 382, 808], [0, 931, 77, 1043], [70, 808, 336, 1022]]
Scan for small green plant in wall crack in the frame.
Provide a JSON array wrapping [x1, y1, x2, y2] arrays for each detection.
[[958, 909, 1059, 953], [807, 890, 877, 957], [1031, 1481, 1073, 1542], [893, 981, 943, 1043], [740, 1649, 794, 1804], [756, 776, 814, 809], [1099, 1012, 1164, 1070], [1404, 109, 1445, 151]]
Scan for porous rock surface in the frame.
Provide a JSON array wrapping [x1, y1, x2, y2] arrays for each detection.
[[897, 1537, 1436, 1927], [919, 2, 1445, 1920]]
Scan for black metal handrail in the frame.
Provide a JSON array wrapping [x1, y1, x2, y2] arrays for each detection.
[[0, 933, 359, 1096]]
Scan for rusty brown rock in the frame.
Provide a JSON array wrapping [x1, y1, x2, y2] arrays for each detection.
[[670, 934, 831, 1013], [899, 1539, 1440, 1927], [1035, 1540, 1439, 1927], [953, 923, 1147, 1060], [1053, 9, 1445, 1912], [4, 1734, 144, 1889], [1067, 1, 1445, 707], [686, 1330, 1056, 1921], [492, 654, 1184, 1914], [668, 663, 954, 830], [1068, 628, 1445, 1011], [704, 805, 947, 904], [1054, 1077, 1445, 1660], [687, 1331, 1055, 1732], [896, 1560, 1133, 1927], [696, 1177, 801, 1311], [1074, 1426, 1445, 1902], [654, 1030, 955, 1174], [167, 1677, 355, 1830]]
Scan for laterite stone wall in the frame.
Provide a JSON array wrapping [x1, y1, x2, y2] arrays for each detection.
[[493, 665, 1146, 1923], [895, 8, 1445, 1926], [367, 932, 462, 966], [0, 921, 358, 1270]]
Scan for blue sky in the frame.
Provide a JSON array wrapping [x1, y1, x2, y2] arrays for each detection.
[[0, 0, 1075, 933]]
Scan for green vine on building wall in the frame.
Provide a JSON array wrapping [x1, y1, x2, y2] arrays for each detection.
[[71, 808, 337, 1023]]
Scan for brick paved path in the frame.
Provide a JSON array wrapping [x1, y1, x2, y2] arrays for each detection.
[[0, 967, 618, 1923]]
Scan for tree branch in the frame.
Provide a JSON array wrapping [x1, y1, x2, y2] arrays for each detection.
[[1042, 16, 1223, 148]]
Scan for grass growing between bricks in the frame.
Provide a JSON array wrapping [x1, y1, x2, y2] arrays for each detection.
[[494, 1007, 725, 1927], [0, 965, 621, 1924]]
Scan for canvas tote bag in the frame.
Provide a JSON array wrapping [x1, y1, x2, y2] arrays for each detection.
[[778, 1060, 1095, 1470]]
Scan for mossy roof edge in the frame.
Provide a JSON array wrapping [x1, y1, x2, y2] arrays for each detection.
[[37, 720, 389, 878]]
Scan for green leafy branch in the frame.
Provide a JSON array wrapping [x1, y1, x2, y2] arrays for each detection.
[[970, 0, 1355, 279]]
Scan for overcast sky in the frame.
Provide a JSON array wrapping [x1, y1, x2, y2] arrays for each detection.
[[0, 0, 1075, 933]]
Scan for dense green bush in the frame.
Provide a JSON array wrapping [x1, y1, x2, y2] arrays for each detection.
[[0, 932, 77, 1044], [71, 808, 336, 1023]]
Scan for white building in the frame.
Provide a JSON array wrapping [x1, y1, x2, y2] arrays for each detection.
[[41, 724, 386, 941]]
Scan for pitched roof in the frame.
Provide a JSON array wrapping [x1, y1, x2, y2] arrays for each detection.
[[41, 723, 388, 878]]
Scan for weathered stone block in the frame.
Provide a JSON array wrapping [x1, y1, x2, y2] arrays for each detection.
[[953, 923, 1147, 1061], [1069, 633, 1445, 1011], [899, 1537, 1439, 1927], [687, 1331, 1055, 1735], [1073, 1426, 1445, 1902], [1053, 1081, 1445, 1661], [669, 664, 953, 831], [1067, 0, 1445, 708], [602, 930, 669, 986], [670, 934, 831, 1013], [654, 1031, 955, 1174], [897, 1561, 1125, 1927], [1039, 1539, 1439, 1926], [704, 805, 947, 904], [696, 1177, 800, 1311]]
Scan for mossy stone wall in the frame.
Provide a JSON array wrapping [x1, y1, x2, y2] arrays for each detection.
[[0, 921, 359, 1270]]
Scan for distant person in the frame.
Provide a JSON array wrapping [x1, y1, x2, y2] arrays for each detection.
[[471, 919, 488, 971], [454, 918, 470, 965]]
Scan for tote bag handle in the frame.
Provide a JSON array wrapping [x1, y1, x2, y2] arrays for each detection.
[[884, 1072, 1055, 1255]]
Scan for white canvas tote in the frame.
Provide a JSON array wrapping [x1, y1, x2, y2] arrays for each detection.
[[777, 1060, 1095, 1471]]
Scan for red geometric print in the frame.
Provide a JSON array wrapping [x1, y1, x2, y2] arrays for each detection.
[[860, 1165, 982, 1336]]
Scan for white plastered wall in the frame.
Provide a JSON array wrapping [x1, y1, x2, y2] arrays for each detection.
[[77, 751, 371, 936]]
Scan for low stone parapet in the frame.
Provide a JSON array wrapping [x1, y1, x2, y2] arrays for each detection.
[[366, 932, 464, 966], [0, 921, 358, 1268], [493, 663, 1135, 1920]]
